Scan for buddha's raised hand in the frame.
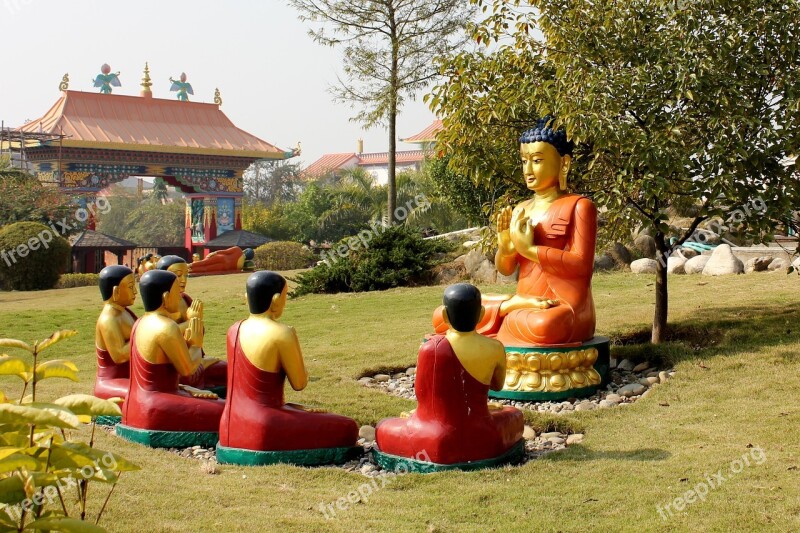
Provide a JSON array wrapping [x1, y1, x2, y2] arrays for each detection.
[[496, 206, 514, 254], [187, 299, 203, 320], [184, 317, 204, 348]]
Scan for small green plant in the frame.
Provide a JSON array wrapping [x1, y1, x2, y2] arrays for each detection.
[[56, 274, 100, 290], [0, 330, 138, 532], [292, 225, 452, 296], [253, 241, 315, 271]]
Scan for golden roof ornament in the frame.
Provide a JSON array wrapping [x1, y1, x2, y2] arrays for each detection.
[[214, 88, 223, 106], [141, 62, 153, 96], [59, 73, 69, 92]]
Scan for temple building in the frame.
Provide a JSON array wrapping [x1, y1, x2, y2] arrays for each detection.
[[4, 65, 296, 263], [304, 120, 442, 183]]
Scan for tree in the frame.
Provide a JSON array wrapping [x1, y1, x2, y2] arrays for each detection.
[[122, 197, 185, 247], [431, 0, 800, 343], [243, 161, 303, 206], [152, 178, 169, 204], [288, 0, 475, 224]]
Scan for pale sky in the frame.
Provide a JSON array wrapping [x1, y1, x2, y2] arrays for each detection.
[[0, 0, 438, 166]]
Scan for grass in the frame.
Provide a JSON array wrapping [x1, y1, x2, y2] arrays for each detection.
[[1, 270, 799, 532]]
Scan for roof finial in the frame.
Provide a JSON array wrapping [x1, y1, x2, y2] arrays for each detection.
[[141, 62, 153, 97], [214, 88, 223, 106], [169, 72, 193, 102], [93, 64, 121, 94], [59, 73, 69, 92]]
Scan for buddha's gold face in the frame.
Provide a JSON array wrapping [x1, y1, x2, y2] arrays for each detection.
[[167, 263, 189, 292], [163, 278, 183, 314], [114, 274, 137, 307], [520, 141, 567, 193]]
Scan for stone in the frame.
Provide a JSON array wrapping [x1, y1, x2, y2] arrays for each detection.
[[604, 394, 623, 403], [640, 377, 659, 386], [609, 357, 618, 369], [692, 228, 721, 245], [667, 256, 686, 274], [575, 402, 596, 411], [566, 434, 584, 445], [594, 254, 615, 272], [497, 266, 519, 284], [374, 374, 390, 383], [391, 372, 406, 380], [462, 240, 479, 249], [358, 377, 374, 385], [702, 244, 744, 276], [617, 359, 635, 371], [433, 262, 467, 285], [464, 249, 488, 275], [684, 254, 710, 274], [632, 362, 650, 373], [618, 383, 647, 397], [658, 371, 669, 384], [680, 248, 699, 259], [360, 463, 377, 475], [406, 366, 417, 376], [744, 256, 772, 273], [523, 426, 536, 440], [548, 437, 565, 445], [472, 259, 498, 283], [598, 400, 616, 408], [540, 431, 562, 439], [768, 257, 789, 271], [607, 242, 633, 267], [631, 258, 658, 274], [633, 234, 657, 259], [359, 425, 376, 442], [793, 257, 800, 270]]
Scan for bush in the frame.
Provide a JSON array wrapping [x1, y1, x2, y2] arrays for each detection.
[[0, 221, 71, 290], [57, 273, 100, 289], [292, 225, 453, 296], [254, 241, 315, 271]]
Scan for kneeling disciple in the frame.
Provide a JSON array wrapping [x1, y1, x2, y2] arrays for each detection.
[[95, 265, 137, 400], [117, 270, 225, 448], [375, 283, 525, 471], [217, 271, 359, 466]]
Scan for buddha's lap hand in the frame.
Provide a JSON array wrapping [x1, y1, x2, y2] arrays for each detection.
[[178, 384, 219, 399]]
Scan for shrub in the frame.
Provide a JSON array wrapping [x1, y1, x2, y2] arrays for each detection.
[[0, 330, 138, 531], [292, 225, 453, 296], [253, 241, 315, 271], [0, 221, 71, 290], [57, 273, 100, 289]]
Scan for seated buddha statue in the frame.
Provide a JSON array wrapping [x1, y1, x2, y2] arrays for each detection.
[[156, 255, 226, 389], [119, 270, 225, 441], [217, 271, 358, 465], [433, 118, 597, 347], [189, 246, 254, 275], [94, 265, 137, 400], [375, 284, 524, 469]]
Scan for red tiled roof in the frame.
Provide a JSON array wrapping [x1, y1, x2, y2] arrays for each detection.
[[303, 152, 359, 178], [18, 90, 288, 158], [357, 150, 427, 166], [402, 120, 442, 143]]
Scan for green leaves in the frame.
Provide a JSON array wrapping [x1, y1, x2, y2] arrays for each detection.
[[25, 517, 107, 533], [34, 360, 79, 383], [35, 330, 78, 353], [52, 395, 122, 418], [0, 404, 78, 429], [0, 355, 33, 382]]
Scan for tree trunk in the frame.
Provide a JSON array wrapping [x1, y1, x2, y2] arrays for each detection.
[[652, 232, 669, 344], [387, 18, 399, 225]]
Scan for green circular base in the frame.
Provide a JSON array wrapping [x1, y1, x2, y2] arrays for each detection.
[[115, 424, 219, 448], [488, 336, 611, 403], [95, 415, 121, 427], [216, 443, 362, 466], [372, 440, 525, 473]]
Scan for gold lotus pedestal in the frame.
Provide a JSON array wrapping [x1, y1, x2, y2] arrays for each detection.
[[488, 336, 611, 401]]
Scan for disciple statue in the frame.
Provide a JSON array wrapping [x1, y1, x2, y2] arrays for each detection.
[[375, 284, 525, 471], [189, 246, 254, 275], [432, 119, 608, 399], [169, 72, 194, 102], [117, 270, 225, 447], [217, 271, 358, 466], [94, 266, 137, 400], [93, 63, 121, 94], [156, 255, 227, 389]]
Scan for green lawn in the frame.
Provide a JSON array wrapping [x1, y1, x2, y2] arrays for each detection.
[[1, 271, 798, 532]]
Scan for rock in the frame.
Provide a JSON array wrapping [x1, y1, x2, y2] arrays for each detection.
[[462, 240, 479, 249], [358, 425, 376, 442], [497, 266, 519, 284], [360, 463, 377, 475], [523, 426, 536, 440], [692, 228, 721, 245], [406, 366, 417, 376], [607, 242, 633, 267], [632, 361, 650, 373], [680, 248, 699, 259], [374, 374, 390, 383], [633, 234, 656, 259], [617, 359, 635, 371], [609, 357, 618, 369], [631, 258, 658, 274], [433, 261, 467, 285], [358, 377, 374, 385], [640, 377, 659, 386], [658, 371, 669, 384], [464, 249, 488, 275], [391, 372, 406, 380], [618, 383, 647, 397], [575, 402, 596, 411], [594, 254, 616, 272], [768, 257, 789, 271], [744, 256, 772, 273], [793, 257, 800, 270], [566, 433, 584, 445], [667, 256, 686, 274], [472, 259, 498, 283], [598, 400, 616, 408], [604, 394, 623, 403], [684, 254, 710, 274], [540, 431, 562, 439], [549, 437, 566, 445], [702, 244, 744, 276]]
